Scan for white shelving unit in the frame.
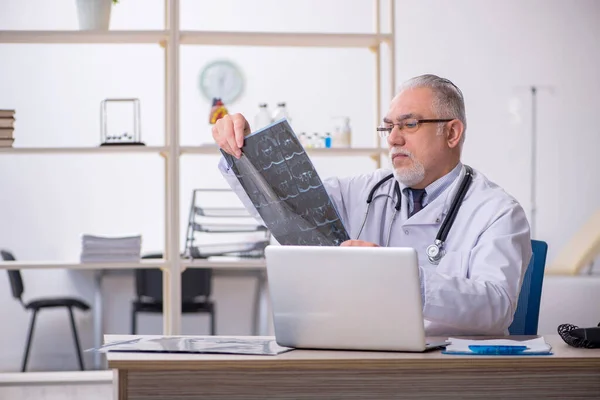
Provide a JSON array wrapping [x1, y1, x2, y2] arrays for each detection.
[[0, 0, 395, 337]]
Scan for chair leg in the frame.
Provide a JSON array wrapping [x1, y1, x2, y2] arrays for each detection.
[[67, 307, 85, 371], [131, 309, 137, 335], [22, 309, 38, 372], [210, 306, 216, 336]]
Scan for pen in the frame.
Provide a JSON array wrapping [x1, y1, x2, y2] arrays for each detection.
[[468, 345, 528, 355]]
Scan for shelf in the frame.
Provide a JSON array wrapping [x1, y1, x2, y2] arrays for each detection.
[[0, 30, 392, 48], [0, 259, 165, 270], [182, 258, 266, 270], [0, 258, 268, 272], [0, 146, 168, 155], [180, 145, 220, 155], [181, 31, 392, 48], [0, 145, 385, 156], [306, 147, 387, 156], [180, 145, 387, 157], [0, 30, 168, 44]]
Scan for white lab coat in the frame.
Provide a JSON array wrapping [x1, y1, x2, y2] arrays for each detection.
[[218, 159, 532, 336]]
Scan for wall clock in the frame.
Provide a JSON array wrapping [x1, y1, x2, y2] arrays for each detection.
[[198, 60, 244, 105]]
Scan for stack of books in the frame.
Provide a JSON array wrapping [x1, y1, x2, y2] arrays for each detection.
[[80, 234, 142, 263], [0, 109, 15, 148]]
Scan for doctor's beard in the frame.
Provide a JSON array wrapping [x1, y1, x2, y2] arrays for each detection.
[[390, 148, 425, 187]]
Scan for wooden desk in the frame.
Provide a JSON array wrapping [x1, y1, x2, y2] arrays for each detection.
[[106, 334, 600, 399]]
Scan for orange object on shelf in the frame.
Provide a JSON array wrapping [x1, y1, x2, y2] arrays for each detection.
[[209, 98, 229, 124]]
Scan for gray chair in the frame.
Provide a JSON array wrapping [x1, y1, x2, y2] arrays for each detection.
[[2, 250, 90, 371]]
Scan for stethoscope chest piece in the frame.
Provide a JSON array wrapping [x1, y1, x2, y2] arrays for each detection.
[[427, 240, 445, 265]]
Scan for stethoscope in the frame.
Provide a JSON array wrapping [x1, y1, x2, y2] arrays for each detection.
[[356, 165, 474, 265]]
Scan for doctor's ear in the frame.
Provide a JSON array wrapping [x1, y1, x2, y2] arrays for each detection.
[[445, 119, 464, 149]]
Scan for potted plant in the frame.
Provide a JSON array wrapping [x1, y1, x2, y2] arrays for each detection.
[[75, 0, 118, 31]]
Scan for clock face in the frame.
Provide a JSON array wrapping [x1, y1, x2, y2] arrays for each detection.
[[198, 60, 244, 105]]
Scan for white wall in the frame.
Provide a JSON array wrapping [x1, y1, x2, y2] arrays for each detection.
[[0, 0, 599, 371], [398, 0, 600, 255]]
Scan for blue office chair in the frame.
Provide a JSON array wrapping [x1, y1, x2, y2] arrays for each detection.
[[508, 240, 548, 335]]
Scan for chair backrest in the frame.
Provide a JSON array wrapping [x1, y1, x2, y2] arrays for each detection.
[[136, 254, 212, 303], [509, 240, 548, 335], [1, 250, 24, 300]]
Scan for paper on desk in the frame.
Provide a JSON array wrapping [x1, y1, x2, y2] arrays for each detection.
[[89, 336, 293, 356], [445, 337, 552, 354]]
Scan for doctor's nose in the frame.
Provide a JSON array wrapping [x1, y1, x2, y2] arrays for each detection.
[[387, 127, 406, 147]]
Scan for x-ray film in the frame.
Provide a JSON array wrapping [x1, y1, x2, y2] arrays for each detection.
[[222, 119, 350, 246], [92, 336, 293, 355]]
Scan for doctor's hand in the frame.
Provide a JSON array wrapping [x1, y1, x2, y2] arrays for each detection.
[[340, 240, 380, 247], [212, 113, 252, 159]]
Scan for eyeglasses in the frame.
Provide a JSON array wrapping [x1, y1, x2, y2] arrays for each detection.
[[377, 118, 454, 137]]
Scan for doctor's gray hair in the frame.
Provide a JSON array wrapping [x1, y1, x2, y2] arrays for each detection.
[[399, 74, 467, 146]]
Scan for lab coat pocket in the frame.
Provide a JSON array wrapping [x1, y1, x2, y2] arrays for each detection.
[[435, 251, 468, 278]]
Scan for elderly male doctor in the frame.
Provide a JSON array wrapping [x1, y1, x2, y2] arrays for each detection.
[[213, 74, 532, 336]]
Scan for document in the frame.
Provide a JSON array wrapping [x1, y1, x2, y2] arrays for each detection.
[[222, 119, 350, 246], [80, 234, 142, 263], [443, 337, 552, 355], [91, 336, 293, 356]]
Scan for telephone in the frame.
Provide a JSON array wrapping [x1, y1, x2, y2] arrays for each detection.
[[558, 323, 600, 349]]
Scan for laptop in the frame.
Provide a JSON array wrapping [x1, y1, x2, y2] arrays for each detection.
[[265, 245, 446, 352]]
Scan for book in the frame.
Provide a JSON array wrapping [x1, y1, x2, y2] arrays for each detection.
[[222, 119, 350, 247], [91, 336, 293, 356], [0, 138, 14, 147], [0, 129, 13, 139], [0, 110, 15, 118], [442, 337, 552, 355], [0, 118, 15, 129]]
